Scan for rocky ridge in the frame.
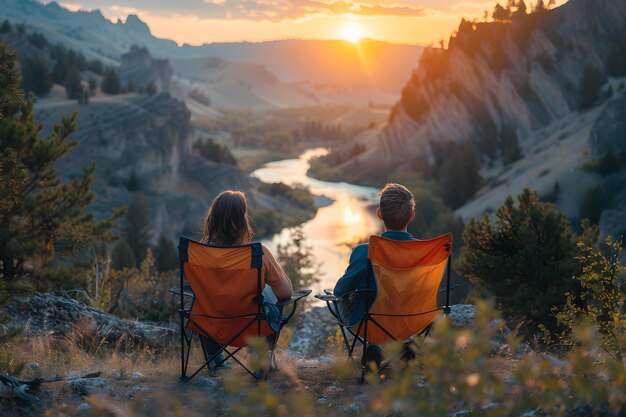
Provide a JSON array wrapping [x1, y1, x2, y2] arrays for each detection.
[[34, 92, 254, 239], [352, 0, 626, 175], [2, 293, 175, 350], [119, 45, 173, 93]]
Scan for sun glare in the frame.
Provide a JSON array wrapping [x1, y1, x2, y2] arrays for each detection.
[[339, 23, 365, 43]]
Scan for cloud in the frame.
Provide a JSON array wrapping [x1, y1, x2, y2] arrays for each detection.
[[61, 0, 426, 22], [198, 0, 426, 21]]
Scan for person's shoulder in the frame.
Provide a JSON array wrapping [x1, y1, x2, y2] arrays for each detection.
[[260, 244, 277, 259], [351, 243, 369, 258]]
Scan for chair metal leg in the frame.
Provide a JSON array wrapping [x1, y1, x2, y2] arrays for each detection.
[[359, 318, 369, 384]]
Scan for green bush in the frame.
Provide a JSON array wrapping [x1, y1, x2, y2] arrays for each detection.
[[457, 189, 584, 338], [194, 137, 237, 165], [580, 150, 624, 177], [257, 182, 315, 211], [543, 238, 625, 359]]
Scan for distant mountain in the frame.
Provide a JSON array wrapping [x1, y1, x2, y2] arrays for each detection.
[[175, 39, 423, 95], [170, 56, 320, 110], [0, 0, 423, 104], [0, 0, 179, 64]]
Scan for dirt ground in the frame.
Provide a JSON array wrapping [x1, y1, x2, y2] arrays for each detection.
[[2, 342, 396, 417]]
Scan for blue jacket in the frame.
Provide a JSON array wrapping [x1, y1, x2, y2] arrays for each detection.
[[333, 231, 416, 326]]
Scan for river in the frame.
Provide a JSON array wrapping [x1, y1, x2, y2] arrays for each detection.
[[251, 148, 382, 294]]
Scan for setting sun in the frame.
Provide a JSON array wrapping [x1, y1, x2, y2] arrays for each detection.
[[339, 23, 366, 43]]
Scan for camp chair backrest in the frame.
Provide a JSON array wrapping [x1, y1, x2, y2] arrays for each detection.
[[180, 238, 273, 347], [362, 234, 452, 345]]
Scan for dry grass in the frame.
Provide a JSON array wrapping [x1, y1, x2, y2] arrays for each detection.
[[4, 325, 383, 417]]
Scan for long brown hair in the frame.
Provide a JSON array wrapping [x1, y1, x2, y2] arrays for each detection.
[[201, 190, 254, 246]]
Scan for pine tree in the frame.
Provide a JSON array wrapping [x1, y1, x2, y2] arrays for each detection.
[[122, 192, 153, 263], [101, 68, 121, 95], [64, 67, 83, 100], [0, 43, 121, 283], [534, 0, 547, 13], [277, 226, 321, 295], [514, 0, 528, 17], [0, 47, 22, 115], [20, 58, 53, 96], [154, 235, 178, 272], [0, 20, 11, 33], [492, 3, 511, 21], [553, 180, 561, 197], [110, 239, 136, 269], [457, 189, 583, 338], [51, 55, 68, 85]]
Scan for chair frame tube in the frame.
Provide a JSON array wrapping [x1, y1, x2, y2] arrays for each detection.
[[175, 237, 310, 382], [318, 254, 454, 383]]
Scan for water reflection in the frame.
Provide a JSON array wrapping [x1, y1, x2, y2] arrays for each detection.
[[251, 148, 381, 293]]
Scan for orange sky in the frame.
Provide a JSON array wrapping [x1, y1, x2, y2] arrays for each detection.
[[56, 1, 569, 46]]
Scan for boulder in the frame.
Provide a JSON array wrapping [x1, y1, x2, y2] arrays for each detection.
[[449, 304, 477, 329], [288, 307, 337, 358], [4, 293, 175, 351], [65, 378, 107, 396]]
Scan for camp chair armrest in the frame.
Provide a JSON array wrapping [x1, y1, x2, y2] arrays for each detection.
[[169, 285, 194, 298], [438, 284, 460, 293], [315, 289, 338, 301], [273, 289, 312, 306], [315, 294, 338, 302]]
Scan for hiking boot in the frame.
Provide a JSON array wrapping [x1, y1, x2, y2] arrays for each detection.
[[363, 345, 382, 372]]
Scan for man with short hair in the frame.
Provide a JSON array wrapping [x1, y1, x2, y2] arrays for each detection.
[[333, 183, 417, 367]]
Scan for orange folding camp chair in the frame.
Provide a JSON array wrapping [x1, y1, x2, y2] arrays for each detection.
[[172, 237, 311, 381], [316, 233, 455, 382]]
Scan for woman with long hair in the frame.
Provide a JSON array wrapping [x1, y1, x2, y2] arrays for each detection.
[[199, 190, 293, 369]]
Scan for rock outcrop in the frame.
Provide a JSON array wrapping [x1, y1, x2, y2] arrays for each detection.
[[35, 93, 254, 239], [288, 304, 490, 358], [120, 45, 172, 93], [3, 293, 175, 350], [288, 307, 337, 357]]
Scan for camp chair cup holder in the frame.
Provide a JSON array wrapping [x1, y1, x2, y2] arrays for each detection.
[[171, 237, 311, 382], [316, 233, 456, 383]]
